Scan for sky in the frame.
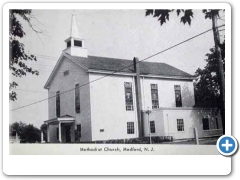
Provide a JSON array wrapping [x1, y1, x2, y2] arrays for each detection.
[[9, 9, 225, 128]]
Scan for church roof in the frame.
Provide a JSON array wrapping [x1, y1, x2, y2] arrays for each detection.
[[70, 55, 194, 77], [44, 53, 194, 89]]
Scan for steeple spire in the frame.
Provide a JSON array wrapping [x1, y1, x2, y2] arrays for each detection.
[[70, 14, 80, 38], [63, 14, 88, 58]]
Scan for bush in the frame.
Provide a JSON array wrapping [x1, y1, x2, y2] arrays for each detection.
[[80, 136, 173, 144]]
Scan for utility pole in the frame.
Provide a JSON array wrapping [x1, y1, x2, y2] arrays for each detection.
[[212, 11, 225, 134]]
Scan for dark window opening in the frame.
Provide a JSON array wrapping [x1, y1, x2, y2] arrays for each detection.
[[174, 85, 182, 107], [150, 121, 156, 133], [100, 129, 104, 132], [124, 82, 134, 111], [63, 70, 69, 76], [75, 84, 80, 113], [127, 122, 134, 134], [74, 40, 82, 47], [67, 41, 71, 48], [202, 118, 209, 130], [56, 91, 60, 117]]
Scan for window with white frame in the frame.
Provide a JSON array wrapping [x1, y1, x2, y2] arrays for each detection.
[[174, 85, 182, 107], [124, 82, 134, 111], [177, 119, 184, 131], [150, 121, 156, 133], [127, 122, 134, 134], [151, 84, 159, 109]]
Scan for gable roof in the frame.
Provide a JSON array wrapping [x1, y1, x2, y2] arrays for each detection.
[[44, 53, 194, 89], [71, 55, 194, 77]]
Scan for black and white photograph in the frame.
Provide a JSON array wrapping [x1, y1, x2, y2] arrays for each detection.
[[8, 8, 226, 152], [2, 1, 236, 176]]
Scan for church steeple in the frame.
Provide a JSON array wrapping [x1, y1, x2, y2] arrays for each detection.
[[63, 14, 88, 57], [70, 14, 80, 38]]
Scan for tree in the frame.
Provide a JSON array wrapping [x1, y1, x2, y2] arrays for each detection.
[[10, 121, 41, 143], [145, 9, 225, 134], [9, 10, 39, 101], [194, 40, 225, 107]]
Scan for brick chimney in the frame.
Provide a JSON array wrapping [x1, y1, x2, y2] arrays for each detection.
[[133, 57, 143, 137]]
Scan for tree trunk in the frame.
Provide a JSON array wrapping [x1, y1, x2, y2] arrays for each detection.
[[212, 13, 225, 134]]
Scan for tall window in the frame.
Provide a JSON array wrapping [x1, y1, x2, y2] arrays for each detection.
[[177, 119, 184, 131], [127, 122, 134, 134], [202, 118, 209, 130], [75, 84, 80, 113], [150, 121, 156, 133], [124, 82, 134, 111], [151, 84, 159, 109], [74, 40, 82, 47], [174, 85, 182, 107], [56, 91, 60, 117]]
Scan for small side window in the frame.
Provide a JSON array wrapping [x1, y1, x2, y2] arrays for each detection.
[[63, 70, 69, 76]]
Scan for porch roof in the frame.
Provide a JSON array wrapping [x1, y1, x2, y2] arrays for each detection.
[[44, 115, 75, 125]]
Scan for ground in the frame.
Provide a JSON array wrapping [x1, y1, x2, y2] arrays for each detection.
[[162, 136, 219, 145]]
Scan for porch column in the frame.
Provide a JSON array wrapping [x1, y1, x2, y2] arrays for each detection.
[[59, 122, 62, 143], [47, 124, 50, 143], [41, 131, 44, 143]]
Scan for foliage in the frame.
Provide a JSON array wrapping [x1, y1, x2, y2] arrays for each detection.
[[145, 9, 222, 25], [194, 40, 225, 107], [9, 10, 39, 101], [146, 9, 194, 25], [10, 121, 41, 143]]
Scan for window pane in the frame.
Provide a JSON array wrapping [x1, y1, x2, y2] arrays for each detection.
[[127, 122, 134, 134], [177, 119, 184, 131], [74, 40, 82, 47], [151, 84, 159, 109], [75, 84, 80, 113], [174, 85, 182, 107], [124, 82, 133, 111], [150, 121, 155, 133], [56, 91, 60, 117], [67, 41, 71, 48]]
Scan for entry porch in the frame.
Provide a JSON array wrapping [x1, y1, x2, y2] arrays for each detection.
[[44, 115, 75, 143]]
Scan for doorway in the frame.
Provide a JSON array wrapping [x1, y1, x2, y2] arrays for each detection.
[[65, 125, 71, 143]]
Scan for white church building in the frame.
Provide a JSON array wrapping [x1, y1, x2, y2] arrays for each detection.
[[44, 15, 223, 143]]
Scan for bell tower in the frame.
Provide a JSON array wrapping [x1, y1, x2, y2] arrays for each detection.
[[63, 14, 88, 57]]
